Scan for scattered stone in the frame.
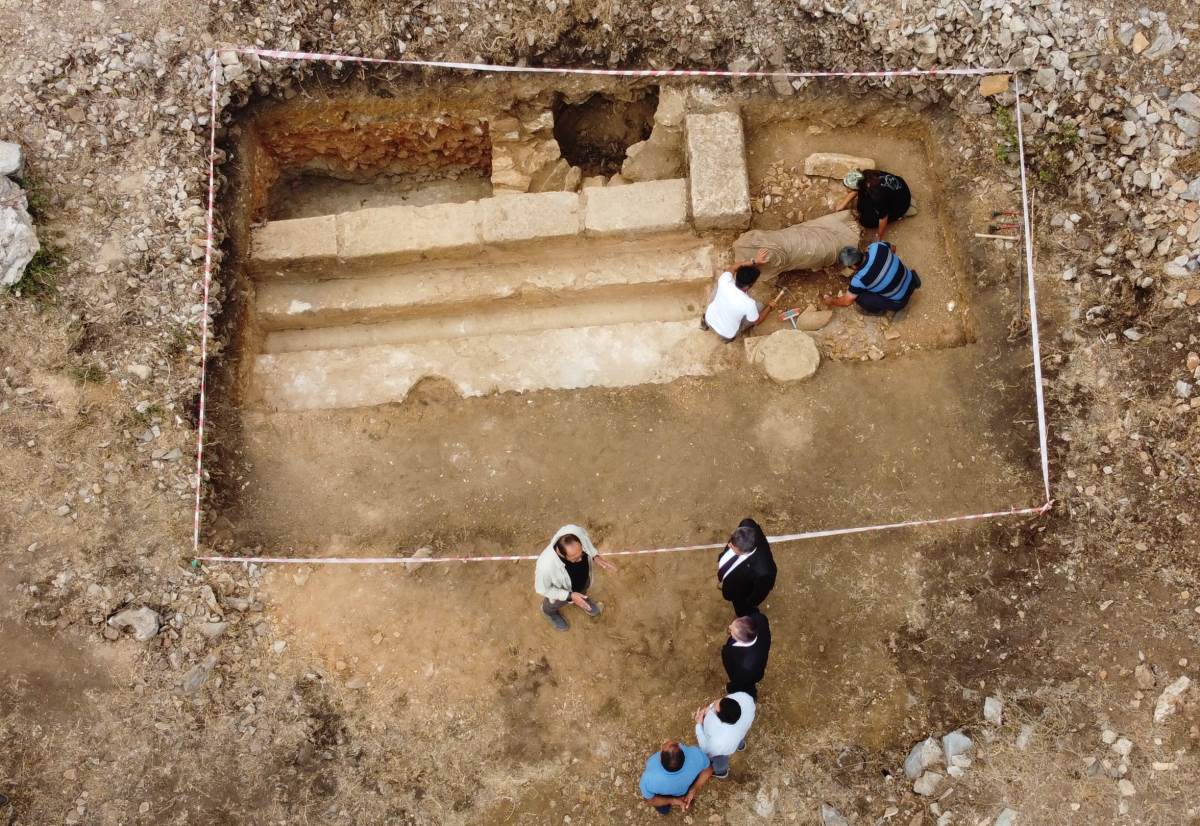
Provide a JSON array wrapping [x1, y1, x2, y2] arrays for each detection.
[[994, 808, 1018, 826], [1153, 676, 1192, 723], [745, 329, 820, 382], [942, 730, 973, 761], [106, 606, 160, 642], [1131, 31, 1150, 54], [345, 675, 367, 690], [197, 621, 229, 640], [913, 771, 942, 796], [754, 787, 777, 818], [1175, 381, 1193, 399], [820, 803, 849, 826], [180, 654, 218, 695], [984, 696, 1003, 725], [904, 737, 944, 779], [1117, 779, 1136, 797], [272, 639, 287, 654], [793, 308, 833, 331], [804, 152, 874, 180], [404, 546, 435, 572], [980, 75, 1011, 97], [0, 141, 22, 177], [1015, 724, 1034, 750], [1134, 663, 1157, 689], [0, 176, 39, 288], [127, 364, 152, 381], [1112, 737, 1133, 757]]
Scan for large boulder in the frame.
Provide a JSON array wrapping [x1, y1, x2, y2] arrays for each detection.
[[745, 329, 820, 382], [0, 176, 39, 287]]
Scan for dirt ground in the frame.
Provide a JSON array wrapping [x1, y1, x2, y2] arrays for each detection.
[[2, 2, 1200, 825]]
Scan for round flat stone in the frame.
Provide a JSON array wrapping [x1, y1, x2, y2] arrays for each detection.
[[746, 329, 820, 382]]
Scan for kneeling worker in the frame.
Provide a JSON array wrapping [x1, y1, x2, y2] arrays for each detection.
[[701, 255, 779, 342], [639, 740, 714, 815], [535, 524, 617, 631], [824, 242, 921, 315]]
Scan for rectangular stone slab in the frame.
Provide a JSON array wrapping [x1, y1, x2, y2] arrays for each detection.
[[478, 191, 582, 243], [803, 152, 876, 179], [685, 112, 751, 230], [583, 179, 689, 236], [254, 320, 725, 411], [337, 200, 482, 264], [250, 215, 338, 278]]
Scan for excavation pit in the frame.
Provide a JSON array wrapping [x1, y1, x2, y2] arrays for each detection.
[[208, 77, 1037, 562]]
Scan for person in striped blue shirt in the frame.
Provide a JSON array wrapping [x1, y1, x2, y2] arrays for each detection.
[[823, 242, 922, 315]]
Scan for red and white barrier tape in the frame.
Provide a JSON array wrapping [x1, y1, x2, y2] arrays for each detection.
[[231, 46, 1012, 79], [190, 48, 1051, 565], [1012, 75, 1052, 502], [192, 55, 219, 553], [192, 502, 1051, 566]]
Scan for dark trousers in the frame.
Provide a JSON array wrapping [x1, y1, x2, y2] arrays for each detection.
[[856, 272, 920, 315], [655, 805, 672, 814], [731, 598, 759, 618]]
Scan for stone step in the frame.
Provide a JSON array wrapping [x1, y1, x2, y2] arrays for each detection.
[[251, 180, 692, 280], [262, 282, 706, 353], [253, 320, 730, 412], [256, 241, 716, 332]]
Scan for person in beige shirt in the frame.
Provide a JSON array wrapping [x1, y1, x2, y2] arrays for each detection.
[[534, 524, 617, 631]]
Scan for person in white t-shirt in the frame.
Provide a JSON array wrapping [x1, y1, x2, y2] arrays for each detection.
[[693, 692, 756, 779], [701, 255, 777, 341]]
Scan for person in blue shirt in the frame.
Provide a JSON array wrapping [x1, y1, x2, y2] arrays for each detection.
[[638, 740, 714, 815], [824, 242, 922, 315]]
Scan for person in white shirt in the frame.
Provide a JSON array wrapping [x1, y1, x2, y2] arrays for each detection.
[[693, 692, 756, 779], [700, 255, 777, 342]]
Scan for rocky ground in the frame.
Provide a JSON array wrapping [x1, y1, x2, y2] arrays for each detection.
[[1, 1, 1199, 824]]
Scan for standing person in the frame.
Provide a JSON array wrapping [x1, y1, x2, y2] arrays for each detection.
[[534, 524, 617, 632], [700, 257, 779, 342], [836, 169, 912, 240], [823, 243, 921, 316], [694, 692, 757, 779], [638, 740, 714, 815], [717, 518, 777, 617], [722, 612, 771, 698]]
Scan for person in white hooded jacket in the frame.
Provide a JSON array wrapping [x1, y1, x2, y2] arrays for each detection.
[[534, 524, 617, 631]]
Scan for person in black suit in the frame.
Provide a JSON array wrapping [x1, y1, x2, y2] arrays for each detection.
[[716, 518, 777, 617], [721, 612, 771, 698]]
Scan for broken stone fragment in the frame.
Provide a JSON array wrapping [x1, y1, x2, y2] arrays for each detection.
[[942, 730, 973, 762], [0, 141, 23, 177], [820, 803, 849, 826], [979, 75, 1011, 97], [913, 770, 941, 796], [0, 176, 39, 288], [804, 152, 875, 180], [904, 737, 944, 779], [107, 606, 161, 642], [1153, 675, 1192, 723], [621, 136, 684, 182], [180, 654, 218, 695], [983, 695, 1003, 725]]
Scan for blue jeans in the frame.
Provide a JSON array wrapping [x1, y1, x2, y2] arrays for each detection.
[[711, 741, 746, 775], [655, 804, 672, 814]]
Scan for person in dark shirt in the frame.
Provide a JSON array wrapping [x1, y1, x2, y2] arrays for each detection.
[[824, 242, 921, 315], [836, 169, 912, 240], [716, 518, 777, 617], [721, 612, 772, 698]]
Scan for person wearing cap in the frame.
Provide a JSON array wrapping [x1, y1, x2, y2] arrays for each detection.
[[534, 524, 618, 631], [836, 169, 913, 240], [824, 242, 921, 315]]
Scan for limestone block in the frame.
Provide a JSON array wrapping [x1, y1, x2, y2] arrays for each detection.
[[581, 175, 606, 189], [338, 201, 482, 263], [745, 329, 820, 382], [479, 191, 582, 244], [654, 87, 688, 128], [251, 214, 338, 276], [685, 112, 751, 230], [804, 152, 875, 179], [530, 158, 581, 193], [584, 179, 689, 236], [622, 130, 684, 181]]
